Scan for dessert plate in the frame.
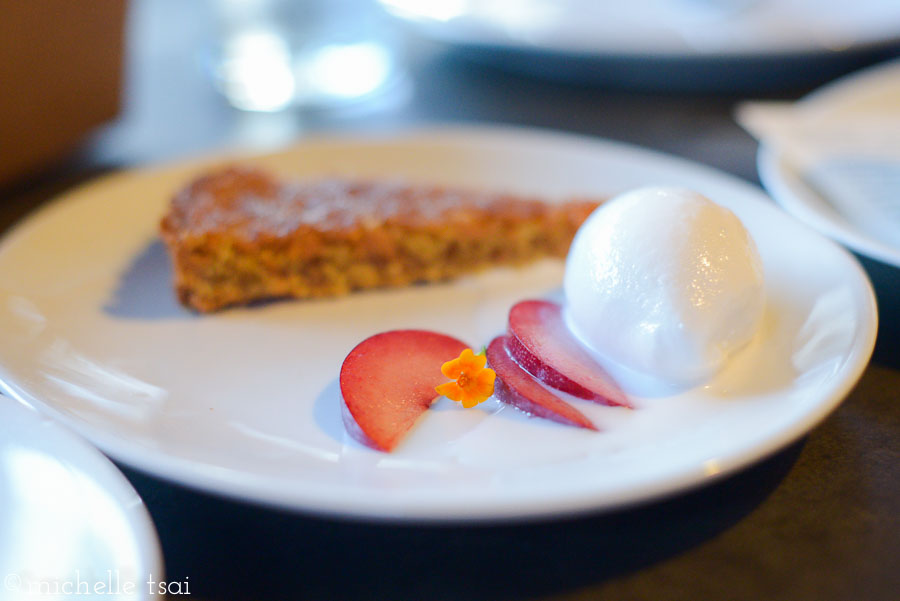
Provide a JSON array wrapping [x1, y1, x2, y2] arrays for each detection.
[[757, 58, 900, 268], [0, 127, 877, 521], [0, 397, 162, 596]]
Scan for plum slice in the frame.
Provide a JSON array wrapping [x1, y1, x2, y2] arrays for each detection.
[[340, 330, 468, 451], [507, 300, 631, 408], [486, 336, 597, 431]]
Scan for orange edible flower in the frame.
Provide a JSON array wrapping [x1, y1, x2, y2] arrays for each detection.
[[435, 348, 496, 408]]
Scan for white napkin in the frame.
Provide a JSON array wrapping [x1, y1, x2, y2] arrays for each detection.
[[737, 100, 900, 249]]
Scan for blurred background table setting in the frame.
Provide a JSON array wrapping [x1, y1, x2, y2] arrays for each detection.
[[1, 1, 899, 600]]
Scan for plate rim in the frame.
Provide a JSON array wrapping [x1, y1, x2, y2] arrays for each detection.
[[0, 125, 879, 522]]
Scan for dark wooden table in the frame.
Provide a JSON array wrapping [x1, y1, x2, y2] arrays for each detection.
[[2, 1, 898, 599]]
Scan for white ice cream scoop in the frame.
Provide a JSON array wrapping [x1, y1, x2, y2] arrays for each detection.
[[564, 186, 765, 386]]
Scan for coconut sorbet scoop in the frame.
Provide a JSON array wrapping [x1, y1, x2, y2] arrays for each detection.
[[564, 187, 766, 386]]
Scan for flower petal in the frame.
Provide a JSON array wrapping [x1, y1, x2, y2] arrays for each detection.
[[460, 392, 480, 409], [473, 369, 496, 398], [441, 357, 463, 380], [459, 349, 486, 373], [435, 381, 463, 402], [457, 349, 474, 370], [476, 367, 496, 388]]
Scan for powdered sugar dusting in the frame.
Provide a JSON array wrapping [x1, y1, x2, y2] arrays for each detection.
[[192, 175, 547, 238], [165, 166, 592, 242]]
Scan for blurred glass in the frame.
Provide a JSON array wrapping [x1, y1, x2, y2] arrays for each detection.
[[209, 0, 407, 112]]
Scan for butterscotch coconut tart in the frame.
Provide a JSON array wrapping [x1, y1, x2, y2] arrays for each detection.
[[160, 166, 602, 312]]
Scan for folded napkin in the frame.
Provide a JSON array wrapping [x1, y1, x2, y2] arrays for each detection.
[[737, 100, 900, 249]]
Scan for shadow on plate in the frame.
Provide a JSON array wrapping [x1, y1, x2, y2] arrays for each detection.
[[119, 440, 802, 601], [103, 239, 195, 321], [312, 378, 347, 444]]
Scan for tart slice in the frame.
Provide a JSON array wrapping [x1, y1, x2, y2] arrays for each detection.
[[160, 166, 601, 312]]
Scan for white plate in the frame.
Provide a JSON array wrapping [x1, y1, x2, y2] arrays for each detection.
[[0, 398, 162, 598], [0, 127, 877, 521], [758, 59, 900, 268]]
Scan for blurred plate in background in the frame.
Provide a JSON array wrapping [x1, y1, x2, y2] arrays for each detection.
[[0, 398, 162, 598], [757, 58, 900, 268], [380, 0, 900, 90]]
